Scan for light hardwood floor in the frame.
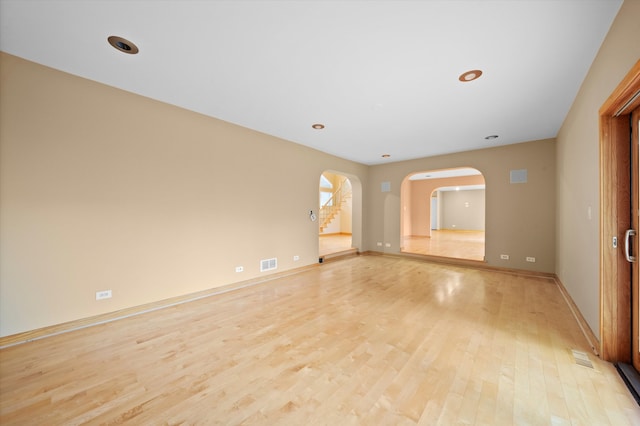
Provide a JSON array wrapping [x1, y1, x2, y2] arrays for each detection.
[[403, 230, 485, 261], [1, 255, 639, 425], [319, 233, 353, 257]]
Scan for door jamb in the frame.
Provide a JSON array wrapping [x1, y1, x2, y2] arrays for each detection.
[[600, 60, 640, 362]]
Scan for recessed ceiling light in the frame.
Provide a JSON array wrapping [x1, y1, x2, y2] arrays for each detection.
[[458, 69, 483, 82], [381, 154, 391, 158], [108, 36, 139, 54], [484, 135, 499, 140], [311, 123, 325, 130]]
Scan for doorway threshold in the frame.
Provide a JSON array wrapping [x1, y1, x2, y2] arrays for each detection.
[[616, 363, 640, 405], [319, 248, 358, 264]]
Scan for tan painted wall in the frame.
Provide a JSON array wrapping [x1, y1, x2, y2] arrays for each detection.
[[556, 0, 640, 336], [366, 139, 556, 273], [0, 52, 368, 337], [441, 189, 485, 231], [340, 196, 353, 233]]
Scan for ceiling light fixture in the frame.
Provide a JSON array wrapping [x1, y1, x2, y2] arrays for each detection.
[[484, 135, 499, 140], [108, 36, 139, 54], [311, 123, 325, 130], [458, 69, 483, 82]]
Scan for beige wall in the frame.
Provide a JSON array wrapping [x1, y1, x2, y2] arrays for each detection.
[[556, 0, 640, 337], [0, 52, 368, 337], [366, 138, 556, 273], [441, 189, 485, 231], [340, 195, 353, 233]]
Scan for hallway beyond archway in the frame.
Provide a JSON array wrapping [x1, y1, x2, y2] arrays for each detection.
[[401, 167, 485, 262], [318, 171, 361, 260]]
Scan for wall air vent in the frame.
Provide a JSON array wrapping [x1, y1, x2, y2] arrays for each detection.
[[510, 169, 528, 184], [260, 258, 277, 272]]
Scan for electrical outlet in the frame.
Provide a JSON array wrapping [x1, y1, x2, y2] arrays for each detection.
[[385, 243, 391, 247], [526, 257, 536, 262], [377, 242, 382, 247], [96, 290, 112, 300], [293, 255, 300, 261], [500, 254, 509, 260], [235, 266, 244, 272]]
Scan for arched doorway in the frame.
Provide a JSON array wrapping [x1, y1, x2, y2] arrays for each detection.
[[318, 171, 358, 258], [401, 167, 486, 261]]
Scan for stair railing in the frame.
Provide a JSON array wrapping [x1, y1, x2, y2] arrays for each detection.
[[319, 180, 352, 230]]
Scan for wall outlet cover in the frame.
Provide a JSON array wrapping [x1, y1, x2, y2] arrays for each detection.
[[96, 290, 112, 300]]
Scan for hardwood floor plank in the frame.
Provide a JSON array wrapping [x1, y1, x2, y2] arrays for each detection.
[[1, 255, 639, 424], [319, 233, 353, 257], [402, 230, 485, 261]]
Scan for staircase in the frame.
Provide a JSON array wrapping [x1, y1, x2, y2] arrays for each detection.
[[319, 181, 352, 233]]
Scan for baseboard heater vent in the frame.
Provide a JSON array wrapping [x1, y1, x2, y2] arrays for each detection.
[[260, 258, 277, 272], [571, 349, 594, 369]]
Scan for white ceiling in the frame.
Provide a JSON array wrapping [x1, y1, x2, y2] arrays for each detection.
[[409, 167, 484, 191], [409, 167, 482, 180], [0, 0, 623, 165]]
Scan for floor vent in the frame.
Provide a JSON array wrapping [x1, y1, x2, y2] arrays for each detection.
[[260, 258, 277, 272], [571, 349, 594, 369]]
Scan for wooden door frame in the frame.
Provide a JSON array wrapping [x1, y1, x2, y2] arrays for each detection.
[[633, 107, 640, 369], [600, 60, 640, 362]]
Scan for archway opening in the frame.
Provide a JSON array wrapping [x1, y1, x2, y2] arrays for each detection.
[[318, 171, 358, 258], [401, 167, 485, 261]]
